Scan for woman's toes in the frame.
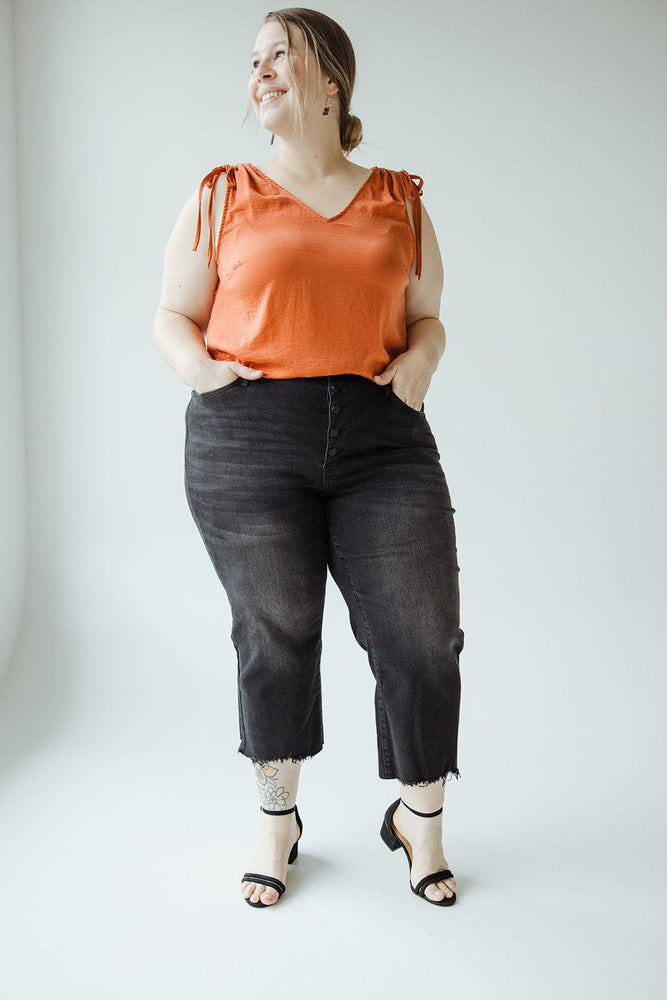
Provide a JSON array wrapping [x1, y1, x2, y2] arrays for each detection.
[[422, 877, 456, 902], [438, 879, 455, 899], [425, 883, 446, 902], [241, 880, 279, 905]]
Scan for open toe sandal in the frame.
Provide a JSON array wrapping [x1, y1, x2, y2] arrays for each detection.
[[380, 798, 456, 907], [242, 804, 303, 908]]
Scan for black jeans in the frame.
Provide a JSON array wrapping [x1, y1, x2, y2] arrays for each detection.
[[184, 374, 464, 784]]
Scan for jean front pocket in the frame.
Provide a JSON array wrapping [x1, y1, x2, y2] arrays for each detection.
[[385, 386, 426, 417], [194, 377, 247, 400]]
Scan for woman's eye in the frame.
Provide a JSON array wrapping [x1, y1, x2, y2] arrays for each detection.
[[250, 48, 285, 73]]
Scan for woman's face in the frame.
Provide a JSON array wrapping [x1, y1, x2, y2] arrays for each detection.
[[248, 20, 330, 133]]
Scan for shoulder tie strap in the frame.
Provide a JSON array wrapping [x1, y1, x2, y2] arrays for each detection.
[[400, 171, 424, 279], [192, 164, 237, 268]]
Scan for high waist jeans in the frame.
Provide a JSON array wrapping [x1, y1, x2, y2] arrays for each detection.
[[184, 374, 463, 784]]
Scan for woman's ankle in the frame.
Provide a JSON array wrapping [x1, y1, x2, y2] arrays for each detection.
[[253, 759, 302, 811], [398, 778, 446, 817]]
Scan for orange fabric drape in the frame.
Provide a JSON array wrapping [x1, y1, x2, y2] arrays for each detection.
[[190, 163, 427, 380]]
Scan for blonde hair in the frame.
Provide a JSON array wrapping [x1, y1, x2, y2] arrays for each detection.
[[262, 7, 363, 154]]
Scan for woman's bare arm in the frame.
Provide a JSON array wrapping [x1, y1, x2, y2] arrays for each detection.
[[373, 203, 445, 410], [153, 184, 262, 392]]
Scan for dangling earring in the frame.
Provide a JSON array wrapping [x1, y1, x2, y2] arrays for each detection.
[[270, 133, 275, 145], [322, 95, 332, 116]]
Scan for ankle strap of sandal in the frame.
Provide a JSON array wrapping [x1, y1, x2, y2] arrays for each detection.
[[260, 805, 296, 816], [400, 798, 443, 818]]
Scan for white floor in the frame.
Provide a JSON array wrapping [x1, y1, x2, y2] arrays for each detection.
[[1, 602, 665, 1000]]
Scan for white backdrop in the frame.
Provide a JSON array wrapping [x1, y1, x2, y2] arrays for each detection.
[[0, 0, 26, 676], [2, 0, 666, 996]]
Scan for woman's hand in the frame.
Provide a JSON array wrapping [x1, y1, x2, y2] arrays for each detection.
[[373, 341, 440, 411], [193, 357, 264, 394], [373, 349, 432, 410]]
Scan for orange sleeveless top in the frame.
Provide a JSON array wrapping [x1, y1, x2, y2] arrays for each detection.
[[192, 163, 424, 380]]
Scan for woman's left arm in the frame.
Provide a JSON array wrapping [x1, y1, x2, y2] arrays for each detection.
[[373, 204, 445, 410]]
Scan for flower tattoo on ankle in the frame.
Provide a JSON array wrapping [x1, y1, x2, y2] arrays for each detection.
[[253, 761, 290, 809]]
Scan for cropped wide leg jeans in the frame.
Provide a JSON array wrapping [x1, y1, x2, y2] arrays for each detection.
[[184, 374, 464, 785]]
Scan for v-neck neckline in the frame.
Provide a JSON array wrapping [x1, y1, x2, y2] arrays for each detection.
[[247, 164, 378, 222]]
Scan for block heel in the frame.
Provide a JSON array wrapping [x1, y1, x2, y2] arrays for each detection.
[[287, 831, 299, 865], [380, 805, 404, 851]]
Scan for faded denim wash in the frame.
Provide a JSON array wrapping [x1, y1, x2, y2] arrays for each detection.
[[184, 374, 463, 785]]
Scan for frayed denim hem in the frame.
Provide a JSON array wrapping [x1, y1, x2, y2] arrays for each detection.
[[240, 749, 323, 766], [390, 768, 461, 786]]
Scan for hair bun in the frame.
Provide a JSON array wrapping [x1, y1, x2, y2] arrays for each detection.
[[341, 113, 363, 154]]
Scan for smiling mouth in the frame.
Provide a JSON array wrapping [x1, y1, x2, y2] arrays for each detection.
[[260, 90, 287, 105]]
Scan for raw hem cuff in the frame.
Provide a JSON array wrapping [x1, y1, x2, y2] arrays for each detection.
[[382, 768, 461, 785], [238, 747, 323, 766]]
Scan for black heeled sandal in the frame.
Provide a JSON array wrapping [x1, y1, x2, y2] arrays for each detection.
[[381, 798, 456, 907], [242, 804, 303, 908]]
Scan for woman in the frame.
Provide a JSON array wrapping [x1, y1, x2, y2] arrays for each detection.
[[154, 7, 464, 909]]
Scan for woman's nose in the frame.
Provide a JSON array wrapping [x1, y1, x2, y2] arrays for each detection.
[[255, 60, 276, 80]]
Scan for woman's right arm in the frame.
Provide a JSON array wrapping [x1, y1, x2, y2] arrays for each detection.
[[153, 185, 262, 393]]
